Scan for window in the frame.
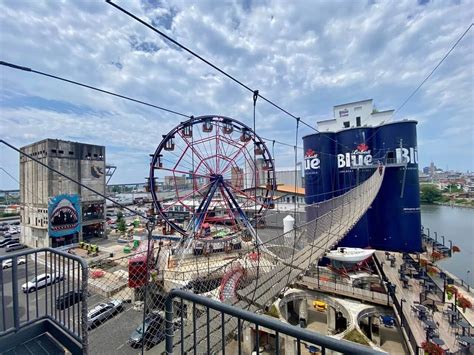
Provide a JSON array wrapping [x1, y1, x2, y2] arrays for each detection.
[[93, 153, 98, 158], [69, 151, 74, 155], [356, 117, 361, 127], [51, 149, 57, 153], [58, 150, 64, 154], [343, 121, 350, 128]]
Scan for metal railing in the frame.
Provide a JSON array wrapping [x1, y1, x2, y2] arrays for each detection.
[[0, 247, 88, 352], [164, 289, 384, 355], [373, 253, 419, 355]]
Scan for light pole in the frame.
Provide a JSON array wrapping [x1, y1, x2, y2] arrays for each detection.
[[467, 270, 471, 292], [441, 235, 445, 246], [427, 228, 430, 238], [434, 231, 438, 243], [400, 298, 406, 327]]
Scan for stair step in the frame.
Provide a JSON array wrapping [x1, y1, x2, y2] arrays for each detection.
[[4, 333, 66, 355]]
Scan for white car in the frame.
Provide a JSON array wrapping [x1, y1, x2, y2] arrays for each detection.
[[2, 257, 26, 269], [87, 299, 124, 328], [21, 273, 64, 293]]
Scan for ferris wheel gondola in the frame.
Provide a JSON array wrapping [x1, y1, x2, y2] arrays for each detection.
[[149, 115, 276, 244]]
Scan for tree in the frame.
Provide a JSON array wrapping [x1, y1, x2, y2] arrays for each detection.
[[420, 184, 442, 203], [117, 211, 124, 222], [117, 219, 126, 234]]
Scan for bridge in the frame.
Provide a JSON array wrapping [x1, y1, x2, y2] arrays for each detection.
[[157, 167, 385, 353]]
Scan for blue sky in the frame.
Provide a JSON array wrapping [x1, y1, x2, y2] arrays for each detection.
[[0, 0, 473, 190]]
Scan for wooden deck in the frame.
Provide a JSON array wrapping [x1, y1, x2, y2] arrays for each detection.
[[375, 251, 464, 353], [297, 275, 391, 306]]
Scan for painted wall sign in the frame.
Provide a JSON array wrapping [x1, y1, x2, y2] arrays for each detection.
[[48, 194, 81, 237]]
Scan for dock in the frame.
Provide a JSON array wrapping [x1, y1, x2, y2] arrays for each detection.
[[374, 251, 472, 354]]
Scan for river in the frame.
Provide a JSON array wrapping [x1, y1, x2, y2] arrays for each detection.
[[421, 204, 474, 287]]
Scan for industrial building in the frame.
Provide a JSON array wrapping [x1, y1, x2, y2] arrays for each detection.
[[304, 100, 422, 252], [19, 139, 106, 248]]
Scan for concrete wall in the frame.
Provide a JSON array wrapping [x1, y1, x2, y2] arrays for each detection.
[[20, 139, 106, 248]]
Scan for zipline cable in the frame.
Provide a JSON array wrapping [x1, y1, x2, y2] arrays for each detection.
[[0, 139, 150, 220], [0, 60, 307, 151], [106, 0, 319, 133]]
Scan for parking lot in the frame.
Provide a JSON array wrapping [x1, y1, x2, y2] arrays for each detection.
[[0, 229, 164, 354]]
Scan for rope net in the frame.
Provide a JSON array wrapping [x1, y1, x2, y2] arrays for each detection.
[[49, 166, 384, 354]]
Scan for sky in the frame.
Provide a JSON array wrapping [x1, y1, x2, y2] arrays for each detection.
[[0, 0, 473, 190]]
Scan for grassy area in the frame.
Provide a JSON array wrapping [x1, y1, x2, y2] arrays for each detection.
[[343, 329, 370, 346], [0, 212, 19, 218]]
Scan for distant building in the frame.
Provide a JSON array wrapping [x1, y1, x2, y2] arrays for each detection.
[[230, 166, 244, 190], [164, 175, 187, 187], [20, 139, 106, 248], [317, 99, 394, 131], [275, 163, 303, 188]]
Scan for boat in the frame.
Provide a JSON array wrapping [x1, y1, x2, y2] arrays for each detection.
[[325, 247, 375, 263]]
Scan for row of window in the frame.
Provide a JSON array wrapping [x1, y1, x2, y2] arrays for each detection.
[[28, 216, 48, 227], [51, 149, 74, 155], [49, 149, 104, 160], [343, 116, 362, 128]]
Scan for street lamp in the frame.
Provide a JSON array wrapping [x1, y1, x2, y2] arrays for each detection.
[[441, 235, 445, 246], [434, 231, 438, 243], [427, 228, 430, 237], [400, 299, 406, 327], [449, 239, 453, 257]]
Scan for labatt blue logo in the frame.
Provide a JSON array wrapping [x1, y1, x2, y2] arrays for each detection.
[[304, 149, 320, 170], [396, 147, 418, 164], [338, 143, 372, 168]]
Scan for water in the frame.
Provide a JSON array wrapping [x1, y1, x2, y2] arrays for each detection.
[[421, 204, 474, 287]]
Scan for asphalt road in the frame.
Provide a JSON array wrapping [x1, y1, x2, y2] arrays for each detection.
[[88, 303, 146, 355]]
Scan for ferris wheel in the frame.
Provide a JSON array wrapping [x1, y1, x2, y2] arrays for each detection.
[[149, 115, 276, 242]]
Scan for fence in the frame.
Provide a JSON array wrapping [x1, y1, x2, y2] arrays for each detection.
[[164, 288, 385, 355], [0, 247, 88, 352]]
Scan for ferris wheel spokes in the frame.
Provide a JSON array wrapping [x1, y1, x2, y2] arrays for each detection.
[[149, 115, 276, 241]]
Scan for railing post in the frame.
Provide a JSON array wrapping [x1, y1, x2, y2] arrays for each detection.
[[12, 256, 20, 330], [80, 258, 89, 355], [165, 294, 174, 354]]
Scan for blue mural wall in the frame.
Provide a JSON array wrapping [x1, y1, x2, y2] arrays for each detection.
[[48, 194, 81, 237]]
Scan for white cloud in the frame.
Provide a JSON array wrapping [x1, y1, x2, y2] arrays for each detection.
[[0, 0, 473, 190]]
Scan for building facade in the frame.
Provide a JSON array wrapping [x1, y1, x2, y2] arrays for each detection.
[[317, 99, 394, 132], [20, 139, 106, 248], [304, 100, 422, 253]]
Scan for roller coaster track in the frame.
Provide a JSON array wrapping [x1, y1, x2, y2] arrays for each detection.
[[158, 167, 385, 354]]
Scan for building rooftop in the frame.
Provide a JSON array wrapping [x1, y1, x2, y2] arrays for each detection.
[[333, 98, 373, 108]]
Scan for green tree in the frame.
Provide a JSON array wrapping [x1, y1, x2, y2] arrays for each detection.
[[117, 211, 124, 222], [420, 184, 443, 203], [443, 184, 462, 193], [117, 219, 126, 234]]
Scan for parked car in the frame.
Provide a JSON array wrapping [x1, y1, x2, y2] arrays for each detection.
[[5, 243, 26, 252], [87, 299, 124, 328], [0, 238, 20, 248], [21, 273, 64, 293], [2, 257, 26, 269], [56, 291, 84, 310], [128, 313, 181, 350]]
